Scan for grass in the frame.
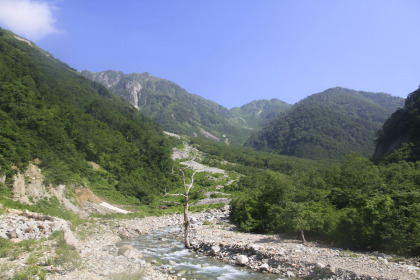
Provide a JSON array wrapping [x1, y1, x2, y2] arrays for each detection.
[[50, 231, 82, 270], [340, 249, 360, 258], [202, 220, 212, 225], [12, 265, 47, 280]]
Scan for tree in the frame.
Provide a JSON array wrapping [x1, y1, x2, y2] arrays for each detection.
[[162, 168, 202, 249]]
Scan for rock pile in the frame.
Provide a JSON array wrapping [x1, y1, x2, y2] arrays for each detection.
[[0, 209, 70, 241], [189, 210, 420, 280]]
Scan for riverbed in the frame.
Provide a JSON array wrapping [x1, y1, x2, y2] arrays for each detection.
[[121, 226, 283, 280]]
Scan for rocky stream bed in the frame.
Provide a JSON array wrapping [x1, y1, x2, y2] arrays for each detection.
[[0, 206, 419, 279]]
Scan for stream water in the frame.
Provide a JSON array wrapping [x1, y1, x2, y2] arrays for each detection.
[[122, 226, 284, 280]]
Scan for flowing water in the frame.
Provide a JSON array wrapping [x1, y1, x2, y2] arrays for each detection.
[[122, 226, 284, 280]]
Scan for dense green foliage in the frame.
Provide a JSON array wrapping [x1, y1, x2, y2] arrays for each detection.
[[82, 70, 253, 145], [229, 99, 291, 130], [373, 87, 420, 162], [189, 137, 325, 176], [230, 153, 420, 255], [245, 87, 404, 160], [0, 28, 173, 204]]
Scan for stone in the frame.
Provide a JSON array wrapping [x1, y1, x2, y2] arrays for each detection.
[[63, 229, 78, 248], [236, 255, 249, 265], [168, 260, 177, 266], [315, 262, 325, 271], [211, 245, 221, 255], [326, 264, 336, 274], [118, 229, 130, 239], [277, 248, 285, 256], [378, 257, 389, 265], [6, 230, 17, 239], [259, 263, 270, 271], [118, 245, 134, 256], [124, 248, 141, 259], [286, 271, 295, 278]]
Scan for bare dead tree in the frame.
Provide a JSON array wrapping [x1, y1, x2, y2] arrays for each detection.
[[161, 168, 202, 249]]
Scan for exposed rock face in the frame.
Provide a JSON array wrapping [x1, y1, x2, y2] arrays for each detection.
[[200, 128, 220, 141], [81, 69, 250, 146], [122, 80, 142, 109], [12, 163, 51, 204], [10, 163, 130, 218], [83, 70, 123, 88]]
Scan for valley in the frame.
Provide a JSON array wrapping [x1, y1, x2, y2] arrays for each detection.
[[0, 27, 419, 279]]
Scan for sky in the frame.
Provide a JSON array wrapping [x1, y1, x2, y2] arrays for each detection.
[[0, 0, 419, 108]]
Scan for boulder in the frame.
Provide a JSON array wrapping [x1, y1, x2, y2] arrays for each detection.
[[236, 255, 249, 265], [286, 271, 295, 278], [63, 229, 78, 248], [6, 230, 17, 239], [259, 263, 270, 271], [118, 245, 134, 256], [315, 262, 325, 272], [118, 228, 130, 239], [211, 245, 221, 255]]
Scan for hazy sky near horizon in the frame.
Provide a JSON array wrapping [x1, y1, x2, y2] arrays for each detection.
[[1, 0, 419, 108]]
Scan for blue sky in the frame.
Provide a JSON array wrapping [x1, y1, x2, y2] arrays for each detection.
[[1, 0, 419, 108]]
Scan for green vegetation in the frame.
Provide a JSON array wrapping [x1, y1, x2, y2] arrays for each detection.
[[246, 87, 403, 160], [229, 153, 420, 255], [82, 70, 253, 145], [51, 231, 82, 270], [229, 98, 292, 130], [0, 28, 174, 205], [0, 27, 419, 259], [373, 87, 420, 162]]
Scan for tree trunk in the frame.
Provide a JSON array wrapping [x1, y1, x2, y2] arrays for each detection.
[[184, 199, 191, 249], [300, 229, 307, 245]]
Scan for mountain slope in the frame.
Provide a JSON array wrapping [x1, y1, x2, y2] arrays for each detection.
[[245, 87, 404, 160], [81, 70, 252, 145], [0, 28, 172, 203], [373, 87, 420, 162], [229, 99, 292, 131]]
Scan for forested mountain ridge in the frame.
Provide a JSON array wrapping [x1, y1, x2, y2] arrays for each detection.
[[245, 87, 404, 160], [229, 99, 292, 131], [373, 87, 420, 162], [0, 28, 173, 204], [81, 70, 254, 145]]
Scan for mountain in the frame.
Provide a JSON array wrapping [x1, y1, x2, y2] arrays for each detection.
[[229, 99, 292, 131], [373, 87, 420, 162], [81, 70, 252, 145], [0, 28, 172, 204], [245, 87, 404, 160]]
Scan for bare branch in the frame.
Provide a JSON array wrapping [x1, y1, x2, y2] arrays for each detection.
[[165, 193, 187, 198], [186, 170, 199, 194], [164, 188, 187, 198]]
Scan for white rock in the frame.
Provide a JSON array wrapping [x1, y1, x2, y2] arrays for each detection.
[[286, 271, 295, 278], [63, 229, 78, 247], [259, 263, 270, 271], [315, 262, 325, 271], [236, 255, 249, 265], [211, 245, 221, 254]]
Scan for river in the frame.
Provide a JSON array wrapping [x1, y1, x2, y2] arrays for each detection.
[[121, 226, 284, 280]]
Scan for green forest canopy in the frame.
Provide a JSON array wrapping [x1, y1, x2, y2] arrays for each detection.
[[0, 28, 176, 204]]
